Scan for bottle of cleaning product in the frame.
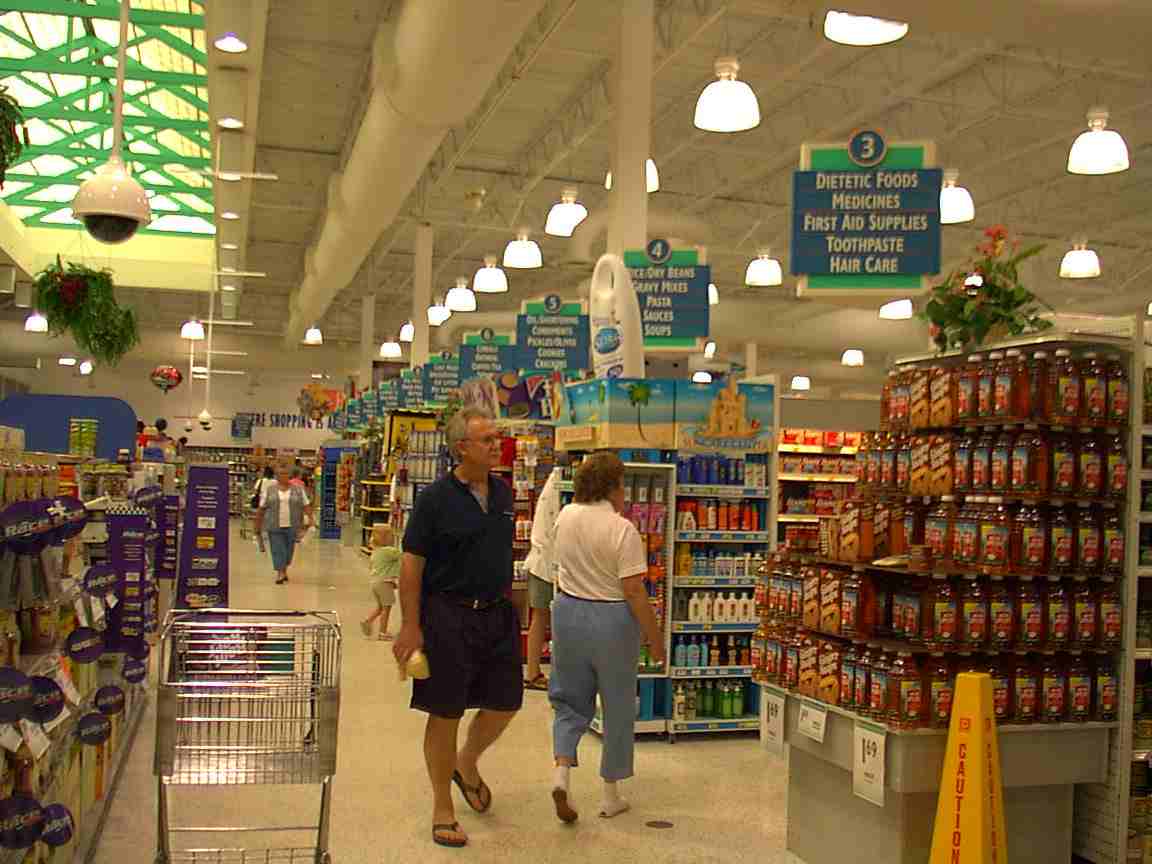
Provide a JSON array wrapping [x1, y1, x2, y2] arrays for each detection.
[[673, 684, 686, 721], [726, 591, 741, 622], [674, 637, 687, 667], [709, 635, 721, 666], [702, 592, 714, 623], [711, 592, 726, 624], [685, 683, 698, 720], [697, 636, 709, 667], [700, 680, 714, 717], [740, 592, 755, 623], [689, 636, 702, 667], [733, 681, 745, 717], [688, 592, 701, 623]]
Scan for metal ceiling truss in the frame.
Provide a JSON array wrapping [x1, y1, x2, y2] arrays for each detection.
[[0, 0, 211, 233]]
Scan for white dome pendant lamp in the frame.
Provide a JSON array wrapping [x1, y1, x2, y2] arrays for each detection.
[[70, 0, 151, 243], [544, 188, 588, 237], [823, 10, 909, 46], [939, 169, 975, 224], [745, 249, 783, 286], [427, 296, 452, 327], [399, 321, 415, 342], [1059, 239, 1101, 279], [504, 229, 542, 269], [446, 277, 477, 312], [473, 256, 508, 293], [1067, 107, 1129, 175], [604, 159, 661, 193], [694, 57, 760, 133]]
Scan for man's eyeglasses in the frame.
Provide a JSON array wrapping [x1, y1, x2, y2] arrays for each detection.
[[466, 435, 500, 446]]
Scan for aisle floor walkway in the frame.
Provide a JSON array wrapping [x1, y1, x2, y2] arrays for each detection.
[[93, 527, 794, 863]]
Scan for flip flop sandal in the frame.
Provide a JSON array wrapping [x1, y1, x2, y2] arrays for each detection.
[[524, 674, 549, 691], [432, 822, 467, 848], [452, 769, 492, 813], [552, 788, 578, 824]]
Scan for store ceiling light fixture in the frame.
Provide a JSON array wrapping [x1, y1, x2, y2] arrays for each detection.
[[503, 229, 542, 269], [939, 168, 975, 224], [1067, 107, 1129, 175], [180, 318, 206, 340], [214, 32, 248, 53], [544, 188, 588, 237], [1059, 239, 1102, 279], [221, 211, 240, 221], [399, 321, 415, 343], [823, 10, 909, 46], [23, 311, 47, 333], [694, 57, 760, 133], [303, 326, 323, 346], [427, 296, 452, 327], [708, 282, 719, 306], [692, 371, 713, 384], [379, 340, 403, 360], [191, 365, 208, 374], [58, 357, 77, 367], [878, 298, 913, 320], [745, 249, 783, 286], [78, 360, 94, 376], [603, 159, 660, 193], [703, 340, 717, 360], [791, 375, 812, 391], [841, 349, 865, 367], [217, 116, 244, 131], [220, 242, 239, 251], [220, 283, 237, 292], [446, 277, 477, 313], [473, 256, 508, 294]]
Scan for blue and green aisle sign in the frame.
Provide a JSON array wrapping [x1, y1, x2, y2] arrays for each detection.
[[401, 368, 424, 405], [516, 296, 590, 372], [363, 388, 378, 421], [423, 352, 461, 405], [460, 329, 518, 380], [378, 379, 401, 412], [792, 129, 941, 296], [623, 241, 710, 350]]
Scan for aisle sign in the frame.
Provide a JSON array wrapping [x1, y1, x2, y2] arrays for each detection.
[[423, 354, 461, 405], [363, 389, 378, 421], [515, 299, 589, 372], [793, 130, 941, 296], [623, 246, 710, 349], [852, 720, 887, 807], [378, 379, 401, 412], [176, 465, 229, 610], [230, 413, 253, 441], [346, 398, 363, 429], [761, 686, 786, 756], [401, 368, 424, 406], [460, 330, 517, 380], [797, 698, 827, 743]]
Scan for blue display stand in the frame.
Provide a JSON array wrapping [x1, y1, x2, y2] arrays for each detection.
[[0, 394, 136, 459]]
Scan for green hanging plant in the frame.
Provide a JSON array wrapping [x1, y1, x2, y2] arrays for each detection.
[[33, 258, 140, 366], [0, 84, 27, 189]]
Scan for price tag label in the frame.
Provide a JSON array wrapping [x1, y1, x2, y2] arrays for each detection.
[[853, 721, 887, 807], [762, 687, 786, 755], [19, 719, 50, 760], [797, 699, 828, 744], [0, 724, 21, 752]]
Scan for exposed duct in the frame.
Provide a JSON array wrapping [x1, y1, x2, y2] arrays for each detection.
[[284, 0, 546, 345], [565, 206, 714, 264]]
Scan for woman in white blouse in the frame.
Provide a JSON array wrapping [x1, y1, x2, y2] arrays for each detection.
[[548, 452, 665, 823]]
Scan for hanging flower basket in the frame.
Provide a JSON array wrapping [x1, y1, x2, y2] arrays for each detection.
[[920, 225, 1054, 352], [33, 259, 139, 366], [0, 84, 28, 189]]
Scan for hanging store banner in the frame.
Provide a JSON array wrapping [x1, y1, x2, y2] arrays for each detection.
[[515, 296, 589, 373], [792, 129, 941, 297], [423, 353, 461, 406], [460, 329, 517, 380], [623, 242, 711, 350], [176, 465, 229, 610]]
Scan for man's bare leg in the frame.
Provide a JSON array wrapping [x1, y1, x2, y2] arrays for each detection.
[[426, 715, 466, 843], [456, 709, 517, 794], [525, 607, 550, 682]]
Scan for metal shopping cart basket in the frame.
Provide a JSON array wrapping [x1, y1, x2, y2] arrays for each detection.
[[155, 609, 341, 864]]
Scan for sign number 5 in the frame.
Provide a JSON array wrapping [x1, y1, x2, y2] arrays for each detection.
[[848, 129, 886, 167]]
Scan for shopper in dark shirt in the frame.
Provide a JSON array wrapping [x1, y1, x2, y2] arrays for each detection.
[[393, 406, 521, 849]]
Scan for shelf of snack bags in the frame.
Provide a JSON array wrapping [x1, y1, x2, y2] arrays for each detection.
[[777, 429, 862, 554]]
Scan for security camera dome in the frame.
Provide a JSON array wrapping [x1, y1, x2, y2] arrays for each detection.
[[71, 156, 151, 244]]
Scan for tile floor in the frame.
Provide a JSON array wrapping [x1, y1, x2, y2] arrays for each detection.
[[93, 528, 795, 863]]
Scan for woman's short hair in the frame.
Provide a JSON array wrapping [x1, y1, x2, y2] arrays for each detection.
[[573, 452, 625, 503]]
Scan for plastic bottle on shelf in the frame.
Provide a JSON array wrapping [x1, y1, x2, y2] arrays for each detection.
[[1026, 350, 1050, 420], [895, 433, 912, 493], [1017, 578, 1045, 648], [686, 683, 698, 720], [1048, 348, 1082, 423], [1102, 505, 1124, 576], [1012, 503, 1045, 575], [726, 592, 741, 623], [958, 496, 985, 567], [869, 646, 890, 721], [1049, 503, 1076, 574], [1013, 428, 1050, 494], [841, 572, 862, 638], [972, 429, 994, 492], [889, 651, 924, 729], [1068, 654, 1092, 722], [979, 353, 1002, 420], [1079, 433, 1104, 498], [990, 429, 1014, 492], [734, 681, 746, 718], [1045, 577, 1072, 649], [1081, 352, 1107, 424], [880, 433, 897, 491], [990, 654, 1014, 724], [992, 350, 1019, 419], [1040, 652, 1068, 723], [1050, 430, 1078, 496], [1099, 578, 1122, 648], [853, 644, 871, 709], [881, 373, 894, 429], [927, 654, 954, 728], [1106, 432, 1127, 499], [980, 496, 1011, 574], [989, 575, 1016, 649], [686, 636, 700, 667], [926, 496, 957, 563], [1012, 653, 1039, 723], [927, 574, 959, 649], [1075, 503, 1102, 574], [953, 430, 975, 493], [1072, 578, 1099, 647], [709, 636, 721, 667], [673, 637, 686, 667], [957, 355, 982, 423], [688, 592, 701, 623], [673, 685, 686, 721], [841, 649, 857, 708], [960, 574, 988, 647], [1095, 654, 1118, 721], [1105, 353, 1129, 425]]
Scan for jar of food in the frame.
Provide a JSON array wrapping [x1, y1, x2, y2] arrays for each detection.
[[1014, 503, 1048, 574], [1049, 504, 1076, 573], [1013, 653, 1039, 723], [1100, 578, 1122, 648], [1079, 433, 1104, 497], [927, 574, 958, 648], [1050, 431, 1078, 495], [1105, 353, 1128, 425], [990, 429, 1014, 492], [930, 365, 957, 428], [925, 496, 957, 562], [1048, 348, 1081, 423], [989, 576, 1016, 648], [1072, 578, 1099, 647], [979, 352, 1002, 419], [1076, 502, 1102, 573], [888, 651, 924, 729], [953, 430, 976, 493], [1103, 504, 1124, 576], [1081, 352, 1107, 423], [1106, 432, 1127, 498], [958, 355, 983, 422], [927, 654, 954, 728], [1040, 652, 1068, 723], [1017, 579, 1045, 648], [980, 496, 1011, 573], [960, 574, 988, 647], [994, 350, 1021, 418], [1046, 577, 1072, 648], [1027, 351, 1050, 420]]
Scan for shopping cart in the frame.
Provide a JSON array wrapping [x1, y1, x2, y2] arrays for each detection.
[[155, 609, 341, 864]]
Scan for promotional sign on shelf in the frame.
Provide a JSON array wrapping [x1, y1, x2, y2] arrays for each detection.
[[176, 465, 230, 609], [515, 295, 590, 374], [761, 685, 786, 756], [589, 253, 643, 379], [792, 128, 941, 297], [104, 505, 151, 649], [623, 240, 710, 350], [852, 720, 887, 807], [675, 377, 776, 454]]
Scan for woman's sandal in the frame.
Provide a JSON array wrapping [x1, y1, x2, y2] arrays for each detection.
[[552, 788, 578, 823], [524, 674, 549, 691], [452, 769, 492, 813], [431, 822, 467, 848]]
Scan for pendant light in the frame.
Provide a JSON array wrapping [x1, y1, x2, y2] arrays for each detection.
[[446, 277, 477, 312], [604, 159, 661, 193], [708, 282, 719, 306], [70, 0, 151, 243], [503, 229, 542, 269], [703, 340, 717, 360], [694, 57, 760, 133], [692, 371, 713, 384], [23, 311, 47, 333], [399, 321, 415, 343], [544, 188, 588, 237], [198, 408, 212, 424], [379, 340, 402, 359], [473, 256, 508, 294], [427, 296, 452, 327], [939, 169, 975, 224], [791, 375, 811, 391], [1067, 107, 1129, 175], [841, 349, 865, 367], [180, 318, 206, 340], [303, 326, 323, 345], [78, 360, 94, 376], [1059, 240, 1101, 279], [878, 298, 913, 320], [745, 249, 783, 286], [823, 10, 909, 46]]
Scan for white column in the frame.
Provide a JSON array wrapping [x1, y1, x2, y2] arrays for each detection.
[[412, 223, 433, 368], [745, 341, 758, 378], [360, 294, 375, 390], [605, 0, 653, 256]]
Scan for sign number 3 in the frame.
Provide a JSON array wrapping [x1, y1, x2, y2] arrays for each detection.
[[848, 129, 887, 167]]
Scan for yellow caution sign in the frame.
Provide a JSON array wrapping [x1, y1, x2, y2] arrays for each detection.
[[929, 672, 1008, 864]]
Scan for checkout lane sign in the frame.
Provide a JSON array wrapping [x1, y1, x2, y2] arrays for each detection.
[[792, 129, 942, 297]]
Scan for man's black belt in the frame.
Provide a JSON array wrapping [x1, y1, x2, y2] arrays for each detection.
[[438, 593, 509, 610]]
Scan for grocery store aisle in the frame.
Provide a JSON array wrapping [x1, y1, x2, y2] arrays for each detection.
[[94, 526, 795, 864]]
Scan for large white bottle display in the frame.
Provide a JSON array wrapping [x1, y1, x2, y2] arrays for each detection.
[[589, 252, 644, 379]]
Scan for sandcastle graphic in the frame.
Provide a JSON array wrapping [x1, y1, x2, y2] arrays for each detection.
[[699, 376, 760, 438]]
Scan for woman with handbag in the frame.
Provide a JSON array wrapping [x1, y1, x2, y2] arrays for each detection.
[[254, 464, 314, 584], [252, 466, 276, 553]]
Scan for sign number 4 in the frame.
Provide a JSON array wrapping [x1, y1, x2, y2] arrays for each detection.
[[646, 238, 672, 265]]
